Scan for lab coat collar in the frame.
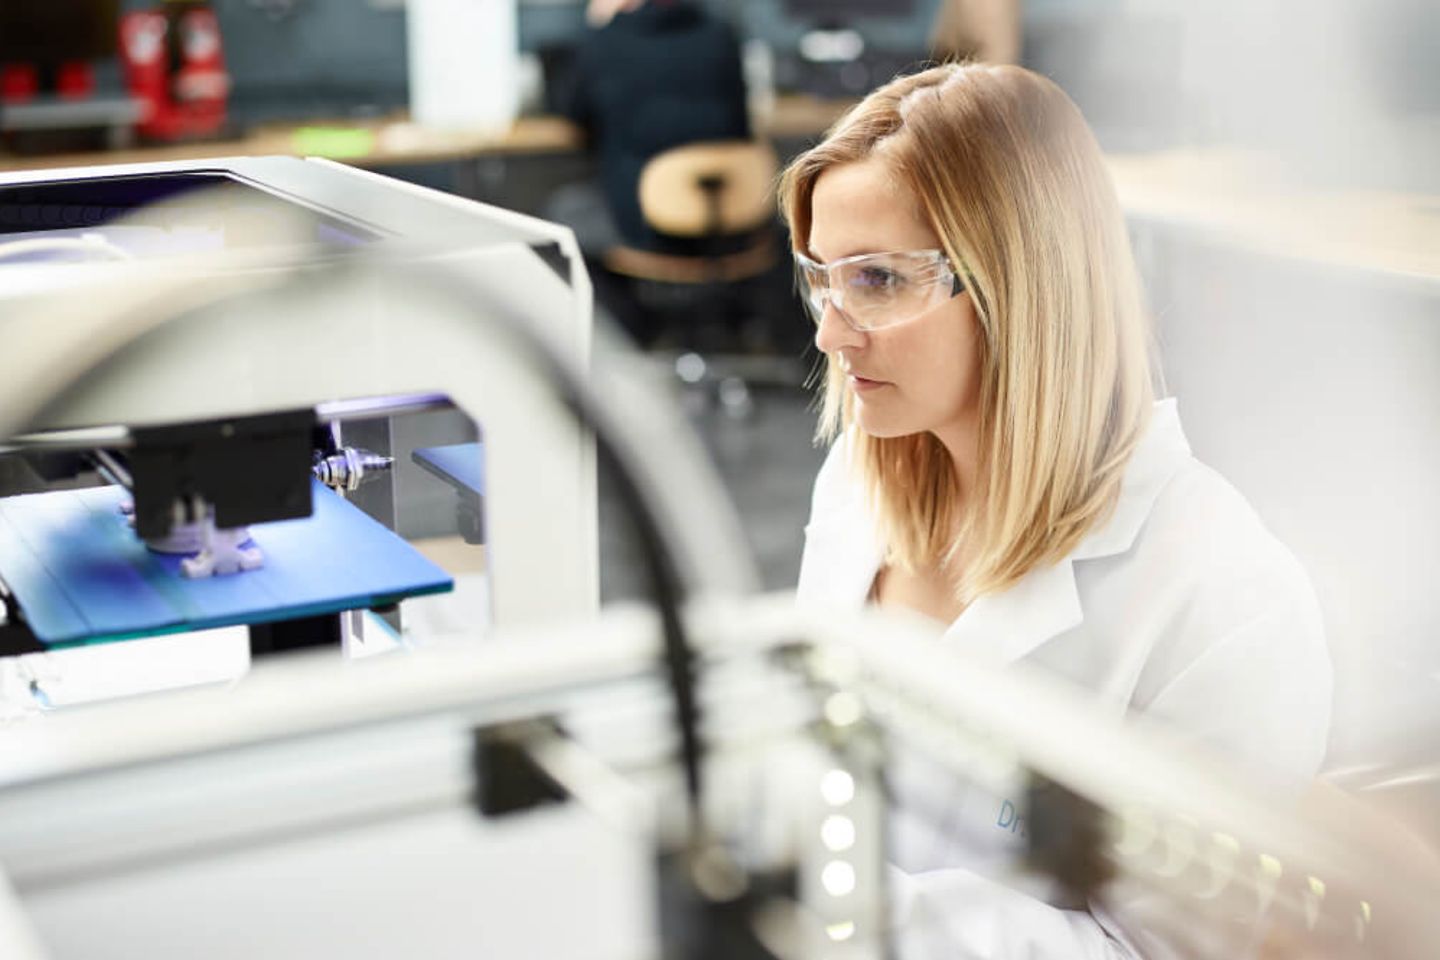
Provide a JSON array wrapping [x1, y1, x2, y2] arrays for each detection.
[[1072, 397, 1191, 561], [941, 398, 1192, 663]]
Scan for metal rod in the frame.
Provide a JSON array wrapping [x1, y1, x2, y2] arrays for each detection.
[[315, 392, 454, 423], [0, 425, 133, 454], [91, 449, 133, 490]]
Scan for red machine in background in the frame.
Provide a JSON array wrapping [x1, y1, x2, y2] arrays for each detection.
[[120, 2, 229, 141], [0, 62, 98, 103], [0, 1, 117, 106]]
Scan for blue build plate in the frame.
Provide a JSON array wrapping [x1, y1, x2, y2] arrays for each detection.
[[0, 480, 453, 647]]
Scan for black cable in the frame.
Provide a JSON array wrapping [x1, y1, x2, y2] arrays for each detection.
[[432, 266, 712, 825], [417, 262, 712, 824], [582, 407, 705, 818]]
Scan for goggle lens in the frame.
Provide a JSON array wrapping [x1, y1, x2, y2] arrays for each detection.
[[796, 250, 961, 331]]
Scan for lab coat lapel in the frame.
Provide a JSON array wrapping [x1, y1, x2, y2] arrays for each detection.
[[941, 556, 1084, 665], [939, 399, 1191, 664], [1072, 398, 1190, 562], [799, 515, 884, 612]]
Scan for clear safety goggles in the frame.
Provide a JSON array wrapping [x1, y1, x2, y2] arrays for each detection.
[[793, 248, 965, 332]]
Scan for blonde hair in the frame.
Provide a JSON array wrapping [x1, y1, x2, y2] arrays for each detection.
[[779, 63, 1156, 602]]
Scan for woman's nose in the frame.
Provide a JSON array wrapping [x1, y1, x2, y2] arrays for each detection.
[[814, 298, 864, 356]]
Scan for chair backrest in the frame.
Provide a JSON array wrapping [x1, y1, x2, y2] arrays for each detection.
[[636, 140, 779, 239]]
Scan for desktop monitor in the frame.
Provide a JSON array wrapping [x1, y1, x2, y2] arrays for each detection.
[[757, 0, 936, 97]]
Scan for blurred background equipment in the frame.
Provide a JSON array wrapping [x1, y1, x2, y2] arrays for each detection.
[[768, 0, 930, 99], [0, 0, 141, 154], [118, 0, 230, 142], [407, 0, 519, 131]]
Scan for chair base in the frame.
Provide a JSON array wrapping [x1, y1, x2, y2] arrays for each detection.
[[667, 349, 808, 420]]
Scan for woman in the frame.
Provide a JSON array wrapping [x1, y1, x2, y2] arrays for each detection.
[[784, 63, 1333, 956]]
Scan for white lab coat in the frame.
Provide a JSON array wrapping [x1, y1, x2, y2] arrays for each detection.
[[796, 398, 1333, 958]]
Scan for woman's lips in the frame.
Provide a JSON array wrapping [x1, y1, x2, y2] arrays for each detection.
[[848, 374, 889, 393]]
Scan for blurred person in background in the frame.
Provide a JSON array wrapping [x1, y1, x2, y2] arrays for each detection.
[[784, 63, 1331, 956], [547, 0, 750, 343], [930, 0, 1022, 64]]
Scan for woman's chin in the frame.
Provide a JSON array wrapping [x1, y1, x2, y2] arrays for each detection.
[[855, 412, 918, 440]]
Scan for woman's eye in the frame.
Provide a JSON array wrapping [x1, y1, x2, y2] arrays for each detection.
[[853, 267, 902, 291]]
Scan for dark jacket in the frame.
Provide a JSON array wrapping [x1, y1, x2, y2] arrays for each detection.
[[559, 1, 750, 251]]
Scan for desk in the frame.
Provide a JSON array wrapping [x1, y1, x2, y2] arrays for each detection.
[[1106, 148, 1440, 287], [0, 114, 585, 174], [0, 96, 859, 175], [759, 94, 857, 140]]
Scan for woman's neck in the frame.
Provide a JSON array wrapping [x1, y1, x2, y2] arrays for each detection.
[[930, 417, 980, 502]]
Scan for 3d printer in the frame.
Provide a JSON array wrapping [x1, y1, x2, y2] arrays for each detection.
[[0, 156, 600, 681]]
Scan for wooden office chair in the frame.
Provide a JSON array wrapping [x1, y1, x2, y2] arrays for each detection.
[[603, 140, 796, 414]]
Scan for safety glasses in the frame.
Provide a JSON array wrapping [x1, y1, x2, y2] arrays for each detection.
[[793, 248, 965, 332]]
